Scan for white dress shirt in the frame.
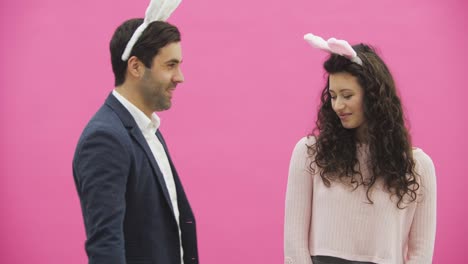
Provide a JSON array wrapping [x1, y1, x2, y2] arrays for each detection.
[[112, 90, 184, 264]]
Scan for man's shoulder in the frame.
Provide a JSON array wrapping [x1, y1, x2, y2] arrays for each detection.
[[88, 103, 121, 127], [77, 103, 129, 145]]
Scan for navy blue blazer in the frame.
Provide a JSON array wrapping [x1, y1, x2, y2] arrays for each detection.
[[73, 93, 198, 264]]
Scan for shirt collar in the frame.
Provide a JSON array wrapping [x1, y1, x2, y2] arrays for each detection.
[[112, 90, 161, 134]]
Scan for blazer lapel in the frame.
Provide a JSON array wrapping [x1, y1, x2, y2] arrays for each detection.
[[105, 93, 175, 215], [156, 131, 193, 216]]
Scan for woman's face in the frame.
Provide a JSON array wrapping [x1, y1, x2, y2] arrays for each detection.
[[328, 72, 366, 133]]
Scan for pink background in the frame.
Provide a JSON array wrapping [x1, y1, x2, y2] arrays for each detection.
[[1, 0, 467, 263]]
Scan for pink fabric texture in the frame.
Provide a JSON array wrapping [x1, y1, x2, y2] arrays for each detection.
[[284, 137, 436, 264]]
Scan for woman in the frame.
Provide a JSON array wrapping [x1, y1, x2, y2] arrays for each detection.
[[284, 35, 436, 264]]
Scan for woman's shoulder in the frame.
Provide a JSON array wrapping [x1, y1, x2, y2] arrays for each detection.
[[412, 147, 436, 182], [289, 136, 316, 168], [412, 147, 434, 166], [290, 136, 316, 157], [296, 135, 316, 145], [293, 136, 316, 152]]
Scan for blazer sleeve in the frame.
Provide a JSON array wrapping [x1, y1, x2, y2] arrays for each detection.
[[406, 150, 437, 263], [73, 128, 131, 264], [284, 137, 314, 264]]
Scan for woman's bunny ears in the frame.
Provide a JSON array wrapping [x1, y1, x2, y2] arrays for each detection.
[[304, 33, 362, 66], [121, 0, 182, 61]]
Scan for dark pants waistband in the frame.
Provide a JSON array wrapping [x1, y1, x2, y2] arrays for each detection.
[[312, 255, 377, 264]]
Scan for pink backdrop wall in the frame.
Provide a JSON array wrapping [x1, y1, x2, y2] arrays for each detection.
[[1, 0, 467, 263]]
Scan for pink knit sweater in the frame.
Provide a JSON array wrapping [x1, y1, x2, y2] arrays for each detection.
[[284, 137, 436, 264]]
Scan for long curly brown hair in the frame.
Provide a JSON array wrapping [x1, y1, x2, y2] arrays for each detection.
[[308, 44, 419, 208]]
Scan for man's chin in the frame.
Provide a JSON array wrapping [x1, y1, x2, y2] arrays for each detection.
[[155, 103, 172, 112]]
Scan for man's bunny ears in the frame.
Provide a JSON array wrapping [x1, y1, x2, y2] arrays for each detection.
[[121, 0, 182, 61], [304, 33, 362, 66]]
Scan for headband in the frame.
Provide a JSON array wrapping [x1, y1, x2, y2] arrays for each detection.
[[304, 33, 362, 66], [121, 0, 182, 61]]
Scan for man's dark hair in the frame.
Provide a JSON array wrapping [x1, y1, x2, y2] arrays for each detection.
[[110, 18, 181, 86]]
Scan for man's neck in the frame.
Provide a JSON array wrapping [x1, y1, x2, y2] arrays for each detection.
[[115, 85, 153, 119]]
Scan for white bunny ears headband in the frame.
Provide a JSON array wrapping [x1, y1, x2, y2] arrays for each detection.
[[304, 33, 363, 66], [121, 0, 182, 61]]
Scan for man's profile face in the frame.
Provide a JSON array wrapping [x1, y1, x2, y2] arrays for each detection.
[[139, 41, 184, 112]]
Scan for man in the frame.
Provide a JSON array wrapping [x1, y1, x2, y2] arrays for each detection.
[[73, 18, 198, 264]]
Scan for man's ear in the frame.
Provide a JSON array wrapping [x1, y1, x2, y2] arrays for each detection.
[[126, 56, 144, 79]]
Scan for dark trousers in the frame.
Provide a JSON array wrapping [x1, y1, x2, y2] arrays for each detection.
[[312, 256, 377, 264]]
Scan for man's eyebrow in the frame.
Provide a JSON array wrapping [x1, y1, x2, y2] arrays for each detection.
[[165, 59, 182, 64]]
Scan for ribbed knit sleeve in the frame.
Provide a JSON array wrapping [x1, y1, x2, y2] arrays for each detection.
[[406, 150, 437, 263], [284, 137, 314, 264]]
